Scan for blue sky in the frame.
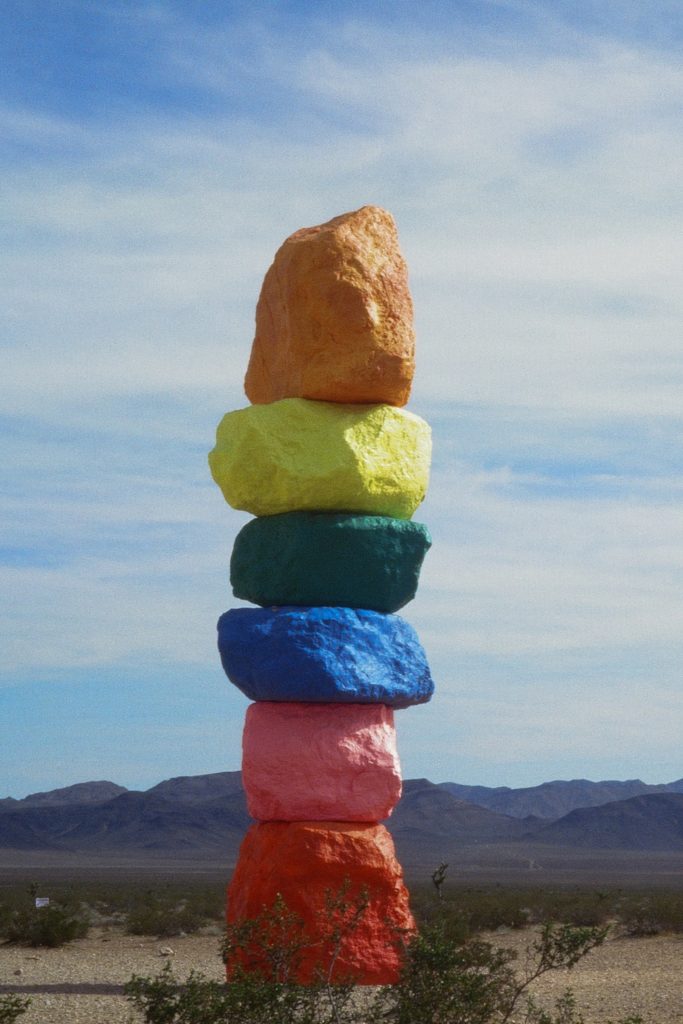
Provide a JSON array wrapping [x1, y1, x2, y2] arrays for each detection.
[[2, 0, 682, 797]]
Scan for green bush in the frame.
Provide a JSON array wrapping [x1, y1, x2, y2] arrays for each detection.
[[2, 884, 88, 950], [408, 883, 617, 939], [374, 918, 610, 1024], [127, 887, 370, 1024], [618, 892, 683, 936], [409, 882, 529, 944], [126, 875, 644, 1024], [0, 878, 224, 929], [0, 882, 88, 948], [527, 890, 616, 929], [0, 995, 30, 1024], [126, 918, 641, 1024], [120, 882, 224, 936], [522, 989, 642, 1024], [3, 903, 88, 947], [126, 961, 366, 1024]]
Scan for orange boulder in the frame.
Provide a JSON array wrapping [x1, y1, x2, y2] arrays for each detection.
[[226, 821, 415, 984], [244, 206, 415, 407]]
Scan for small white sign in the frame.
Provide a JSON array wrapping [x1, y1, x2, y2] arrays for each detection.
[[34, 897, 50, 908]]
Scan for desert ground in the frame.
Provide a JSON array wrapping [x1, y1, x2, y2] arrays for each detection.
[[2, 853, 683, 1022], [2, 925, 683, 1024]]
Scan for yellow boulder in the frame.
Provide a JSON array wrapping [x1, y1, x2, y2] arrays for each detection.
[[208, 398, 431, 519]]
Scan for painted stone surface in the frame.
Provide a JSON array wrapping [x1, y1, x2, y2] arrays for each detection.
[[242, 702, 401, 822], [244, 206, 415, 407], [208, 397, 431, 520], [217, 606, 434, 709], [231, 512, 431, 613], [227, 821, 415, 984]]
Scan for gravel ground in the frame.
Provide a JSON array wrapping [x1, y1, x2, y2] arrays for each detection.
[[492, 927, 683, 1023], [0, 927, 225, 1024], [1, 926, 682, 1023]]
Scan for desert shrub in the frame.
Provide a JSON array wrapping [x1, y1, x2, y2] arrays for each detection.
[[522, 989, 642, 1024], [0, 879, 226, 940], [119, 882, 224, 936], [527, 890, 616, 929], [0, 995, 30, 1024], [126, 874, 632, 1024], [3, 903, 88, 947], [0, 905, 12, 935], [377, 923, 519, 1023], [127, 887, 371, 1024], [459, 889, 530, 932], [619, 901, 662, 937], [126, 961, 367, 1024], [412, 884, 615, 935], [126, 920, 622, 1024], [0, 878, 224, 925], [409, 881, 529, 942], [374, 918, 609, 1024], [126, 896, 206, 938], [124, 883, 223, 923], [618, 892, 683, 936], [409, 883, 621, 937], [1, 885, 88, 948]]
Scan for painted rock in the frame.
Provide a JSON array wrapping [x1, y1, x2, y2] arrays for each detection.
[[231, 512, 431, 613], [242, 702, 401, 822], [226, 821, 415, 984], [208, 397, 431, 520], [217, 606, 434, 709], [244, 206, 415, 407]]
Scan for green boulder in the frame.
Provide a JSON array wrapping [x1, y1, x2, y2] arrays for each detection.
[[230, 512, 431, 613]]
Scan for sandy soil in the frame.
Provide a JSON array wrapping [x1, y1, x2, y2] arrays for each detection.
[[1, 926, 682, 1023]]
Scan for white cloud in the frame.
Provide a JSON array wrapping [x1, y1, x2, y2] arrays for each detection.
[[413, 489, 683, 656], [1, 31, 680, 424]]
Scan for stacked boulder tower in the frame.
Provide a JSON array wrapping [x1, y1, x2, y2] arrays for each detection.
[[209, 206, 434, 984]]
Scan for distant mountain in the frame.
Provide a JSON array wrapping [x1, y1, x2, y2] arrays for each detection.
[[0, 780, 251, 855], [146, 771, 244, 804], [0, 781, 127, 809], [387, 779, 542, 870], [2, 772, 683, 861], [390, 779, 535, 840], [531, 793, 683, 850], [438, 778, 683, 820]]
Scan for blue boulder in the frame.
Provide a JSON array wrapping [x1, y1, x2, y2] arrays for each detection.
[[217, 606, 434, 709]]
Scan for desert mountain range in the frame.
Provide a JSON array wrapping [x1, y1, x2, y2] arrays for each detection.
[[2, 773, 683, 870]]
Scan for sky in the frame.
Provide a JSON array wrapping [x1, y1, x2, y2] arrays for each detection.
[[1, 0, 682, 798]]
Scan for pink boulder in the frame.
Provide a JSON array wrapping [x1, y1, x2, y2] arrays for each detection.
[[242, 702, 402, 822]]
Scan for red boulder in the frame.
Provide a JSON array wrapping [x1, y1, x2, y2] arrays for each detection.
[[226, 821, 415, 984]]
